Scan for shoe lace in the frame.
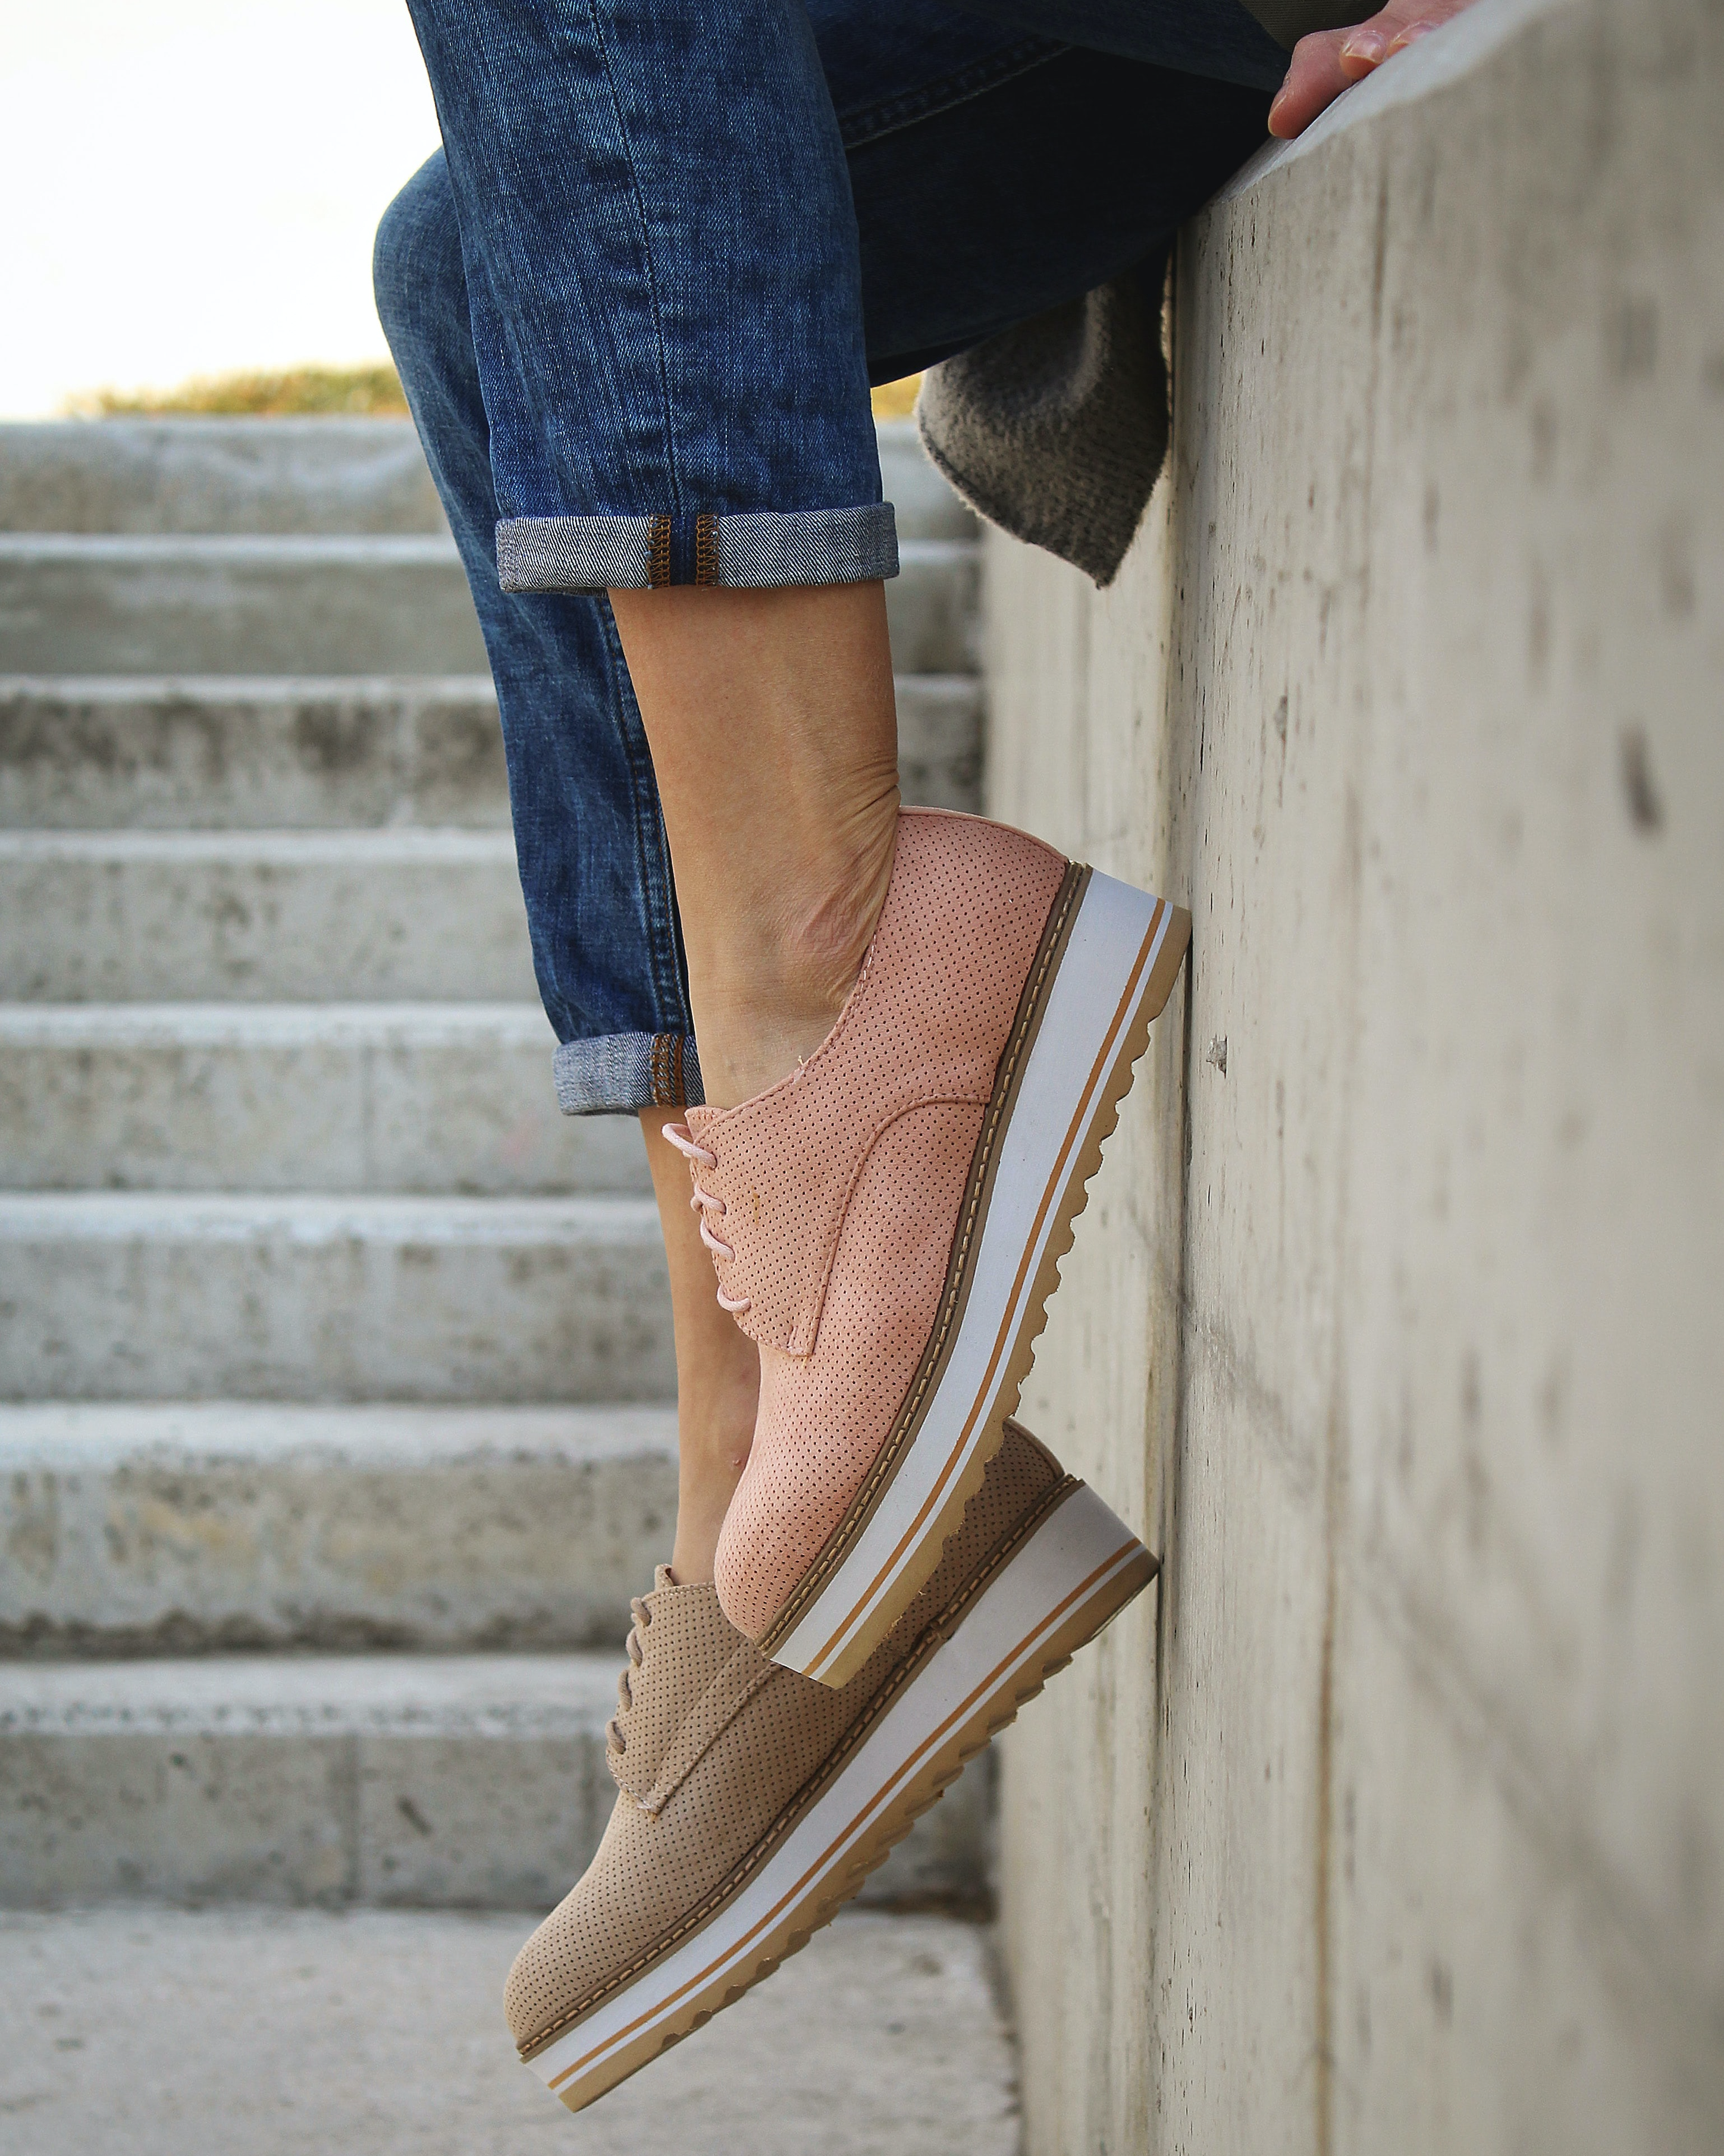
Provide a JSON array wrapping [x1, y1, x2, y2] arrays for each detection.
[[606, 1593, 654, 1758], [662, 1121, 752, 1314]]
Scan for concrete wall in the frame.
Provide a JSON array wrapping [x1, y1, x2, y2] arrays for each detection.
[[983, 0, 1723, 2148]]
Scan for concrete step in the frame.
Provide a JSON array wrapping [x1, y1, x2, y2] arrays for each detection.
[[0, 534, 488, 676], [0, 675, 510, 831], [0, 830, 537, 1002], [0, 670, 979, 830], [0, 534, 977, 678], [0, 1193, 673, 1403], [0, 1402, 678, 1655], [0, 416, 976, 543], [0, 1908, 1015, 2156], [0, 419, 452, 536], [0, 1653, 991, 1913], [0, 1004, 648, 1196]]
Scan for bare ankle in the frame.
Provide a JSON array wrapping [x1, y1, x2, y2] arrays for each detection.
[[695, 797, 898, 1106]]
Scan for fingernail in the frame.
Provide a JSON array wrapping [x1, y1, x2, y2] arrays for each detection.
[[1341, 28, 1386, 59]]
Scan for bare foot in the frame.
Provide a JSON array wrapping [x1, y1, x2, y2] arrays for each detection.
[[1268, 0, 1483, 139]]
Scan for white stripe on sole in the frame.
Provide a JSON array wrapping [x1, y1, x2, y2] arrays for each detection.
[[528, 1481, 1148, 2111], [770, 872, 1173, 1683]]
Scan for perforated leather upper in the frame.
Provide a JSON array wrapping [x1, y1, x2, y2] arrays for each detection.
[[502, 1422, 1064, 2055], [685, 808, 1067, 1359]]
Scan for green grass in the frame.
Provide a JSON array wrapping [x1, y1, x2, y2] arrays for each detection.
[[67, 362, 921, 422], [68, 365, 411, 418], [870, 374, 921, 421]]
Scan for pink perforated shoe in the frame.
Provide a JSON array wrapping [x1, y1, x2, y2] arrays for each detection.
[[666, 807, 1188, 1686]]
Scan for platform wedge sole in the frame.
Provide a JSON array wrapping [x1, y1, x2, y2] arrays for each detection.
[[759, 866, 1189, 1687], [525, 1461, 1155, 2116]]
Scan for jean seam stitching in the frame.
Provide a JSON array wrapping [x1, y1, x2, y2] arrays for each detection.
[[585, 0, 684, 519], [835, 36, 1067, 151], [599, 594, 690, 1036]]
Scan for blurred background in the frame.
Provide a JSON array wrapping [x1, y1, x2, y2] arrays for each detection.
[[4, 0, 439, 418], [2, 3, 920, 421], [0, 10, 986, 2149]]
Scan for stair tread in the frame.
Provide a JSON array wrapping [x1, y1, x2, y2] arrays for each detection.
[[0, 532, 465, 563], [0, 1650, 623, 1729], [0, 1189, 660, 1230], [1, 531, 977, 562], [0, 1396, 678, 1460], [0, 669, 974, 696], [0, 999, 553, 1040], [0, 825, 518, 860]]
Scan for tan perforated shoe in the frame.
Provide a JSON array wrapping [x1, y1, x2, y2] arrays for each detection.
[[667, 807, 1188, 1685], [504, 1420, 1156, 2114]]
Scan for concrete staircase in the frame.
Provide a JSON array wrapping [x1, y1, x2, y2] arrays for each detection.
[[0, 417, 990, 1914]]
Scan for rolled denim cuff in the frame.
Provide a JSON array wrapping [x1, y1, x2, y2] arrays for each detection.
[[497, 504, 898, 592], [554, 1030, 704, 1117]]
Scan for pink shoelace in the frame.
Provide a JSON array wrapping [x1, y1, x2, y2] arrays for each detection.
[[662, 1122, 752, 1314]]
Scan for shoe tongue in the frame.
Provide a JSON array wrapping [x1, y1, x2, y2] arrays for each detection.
[[608, 1581, 775, 1812]]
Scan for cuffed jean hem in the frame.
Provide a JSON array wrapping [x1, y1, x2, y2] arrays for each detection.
[[553, 1030, 705, 1116], [496, 503, 899, 592]]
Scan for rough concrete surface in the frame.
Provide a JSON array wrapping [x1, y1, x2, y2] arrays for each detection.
[[0, 1907, 1018, 2156], [0, 675, 512, 831], [0, 532, 976, 678], [0, 671, 975, 832], [0, 1650, 992, 1913], [0, 1653, 618, 1911], [0, 1193, 675, 1403], [0, 419, 452, 537], [0, 1403, 678, 1653], [985, 0, 1724, 2151], [896, 673, 985, 810], [0, 416, 974, 546], [0, 1003, 649, 1195], [0, 534, 493, 676], [0, 828, 540, 1002]]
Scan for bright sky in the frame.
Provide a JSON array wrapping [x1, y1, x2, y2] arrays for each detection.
[[2, 2, 443, 415]]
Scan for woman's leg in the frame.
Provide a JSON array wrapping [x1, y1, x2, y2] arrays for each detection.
[[396, 0, 1278, 1672], [372, 152, 700, 1114], [607, 22, 1279, 1114], [383, 0, 1285, 2097], [609, 582, 898, 1109], [399, 0, 907, 1114], [375, 154, 756, 1580]]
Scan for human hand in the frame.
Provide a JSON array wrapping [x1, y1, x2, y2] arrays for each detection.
[[1267, 0, 1482, 138]]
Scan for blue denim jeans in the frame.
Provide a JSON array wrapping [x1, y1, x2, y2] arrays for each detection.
[[375, 0, 1281, 1114]]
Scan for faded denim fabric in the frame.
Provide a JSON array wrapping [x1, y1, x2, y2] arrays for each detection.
[[376, 0, 1278, 1110]]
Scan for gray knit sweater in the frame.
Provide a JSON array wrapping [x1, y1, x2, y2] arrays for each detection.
[[916, 0, 1359, 585]]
